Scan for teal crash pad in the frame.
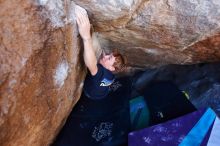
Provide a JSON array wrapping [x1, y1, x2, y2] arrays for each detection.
[[130, 96, 150, 130]]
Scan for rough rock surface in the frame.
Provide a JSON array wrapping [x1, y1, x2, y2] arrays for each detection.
[[74, 0, 220, 68], [0, 0, 86, 145], [1, 0, 220, 146]]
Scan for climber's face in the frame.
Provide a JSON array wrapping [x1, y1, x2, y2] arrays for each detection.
[[99, 53, 116, 72]]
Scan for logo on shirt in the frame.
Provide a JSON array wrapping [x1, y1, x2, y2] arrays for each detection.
[[100, 78, 114, 87]]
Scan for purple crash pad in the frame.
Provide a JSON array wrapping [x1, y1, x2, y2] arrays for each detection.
[[128, 108, 213, 146]]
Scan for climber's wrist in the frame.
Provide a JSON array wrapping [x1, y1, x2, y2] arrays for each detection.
[[83, 37, 92, 42]]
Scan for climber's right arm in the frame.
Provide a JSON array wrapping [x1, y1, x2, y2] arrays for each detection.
[[75, 8, 98, 76]]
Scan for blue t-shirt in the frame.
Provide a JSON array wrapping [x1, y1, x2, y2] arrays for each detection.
[[83, 64, 115, 100]]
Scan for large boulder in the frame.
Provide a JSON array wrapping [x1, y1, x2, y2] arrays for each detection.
[[0, 0, 86, 145], [74, 0, 220, 68], [1, 0, 220, 145]]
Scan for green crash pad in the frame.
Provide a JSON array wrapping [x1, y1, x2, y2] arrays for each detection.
[[130, 96, 150, 131]]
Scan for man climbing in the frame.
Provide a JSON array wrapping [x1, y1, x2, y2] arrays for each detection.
[[75, 7, 125, 100]]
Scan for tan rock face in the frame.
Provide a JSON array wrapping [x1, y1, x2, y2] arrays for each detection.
[[0, 0, 86, 145], [1, 0, 220, 145], [74, 0, 220, 68]]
